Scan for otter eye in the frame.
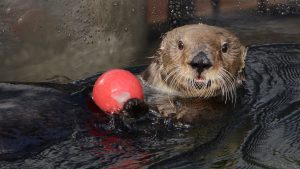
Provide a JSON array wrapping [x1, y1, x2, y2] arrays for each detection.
[[178, 40, 184, 50], [221, 43, 228, 53]]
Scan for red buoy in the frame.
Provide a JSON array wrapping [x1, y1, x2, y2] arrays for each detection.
[[92, 69, 144, 114]]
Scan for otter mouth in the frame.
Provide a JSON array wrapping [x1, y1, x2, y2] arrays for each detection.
[[196, 74, 205, 83], [193, 75, 212, 88]]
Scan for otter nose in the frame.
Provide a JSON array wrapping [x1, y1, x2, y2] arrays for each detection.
[[189, 52, 212, 73]]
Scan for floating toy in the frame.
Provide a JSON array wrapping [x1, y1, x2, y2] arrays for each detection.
[[92, 69, 144, 114]]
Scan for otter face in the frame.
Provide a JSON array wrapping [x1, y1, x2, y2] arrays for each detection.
[[155, 24, 247, 100]]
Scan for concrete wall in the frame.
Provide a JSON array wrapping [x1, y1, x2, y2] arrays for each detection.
[[0, 0, 148, 82]]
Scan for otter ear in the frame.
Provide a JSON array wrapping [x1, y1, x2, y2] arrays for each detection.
[[237, 45, 248, 84], [150, 49, 162, 64], [159, 33, 168, 50], [237, 68, 246, 85], [242, 45, 248, 62], [160, 41, 166, 50], [240, 45, 248, 69]]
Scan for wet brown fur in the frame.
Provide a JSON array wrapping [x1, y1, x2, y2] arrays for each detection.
[[141, 24, 247, 123]]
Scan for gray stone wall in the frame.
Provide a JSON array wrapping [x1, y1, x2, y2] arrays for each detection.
[[0, 0, 148, 82]]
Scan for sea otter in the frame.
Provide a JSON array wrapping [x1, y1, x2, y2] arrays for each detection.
[[125, 24, 247, 123], [0, 24, 247, 161]]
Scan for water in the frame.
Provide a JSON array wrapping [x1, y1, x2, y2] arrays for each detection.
[[0, 44, 300, 168]]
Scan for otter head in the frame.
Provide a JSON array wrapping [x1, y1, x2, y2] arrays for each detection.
[[143, 24, 247, 100]]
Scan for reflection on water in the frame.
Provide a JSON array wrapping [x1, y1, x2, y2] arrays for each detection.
[[1, 44, 300, 168]]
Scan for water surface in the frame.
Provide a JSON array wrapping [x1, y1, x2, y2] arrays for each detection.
[[1, 44, 300, 168]]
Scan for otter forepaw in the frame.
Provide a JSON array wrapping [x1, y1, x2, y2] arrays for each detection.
[[118, 98, 149, 131], [122, 98, 149, 119]]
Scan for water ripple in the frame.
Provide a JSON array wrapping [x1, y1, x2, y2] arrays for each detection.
[[1, 44, 300, 168]]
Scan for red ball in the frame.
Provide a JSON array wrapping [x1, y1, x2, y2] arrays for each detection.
[[92, 69, 144, 114]]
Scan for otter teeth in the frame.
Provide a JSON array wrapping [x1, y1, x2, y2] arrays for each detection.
[[195, 78, 211, 87], [196, 79, 206, 83], [195, 75, 206, 83]]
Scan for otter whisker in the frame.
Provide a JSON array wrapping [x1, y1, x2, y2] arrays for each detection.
[[208, 80, 216, 97], [160, 64, 181, 98], [192, 80, 201, 97], [184, 72, 198, 97], [220, 71, 231, 102], [180, 70, 194, 97], [164, 68, 178, 83], [187, 79, 195, 96], [222, 72, 233, 102], [219, 74, 229, 103], [217, 76, 226, 97], [167, 67, 183, 95], [164, 68, 179, 95], [219, 70, 232, 103], [219, 68, 237, 104], [192, 79, 203, 89], [223, 69, 237, 104]]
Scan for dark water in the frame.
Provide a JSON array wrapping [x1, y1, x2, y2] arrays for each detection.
[[0, 44, 300, 168]]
